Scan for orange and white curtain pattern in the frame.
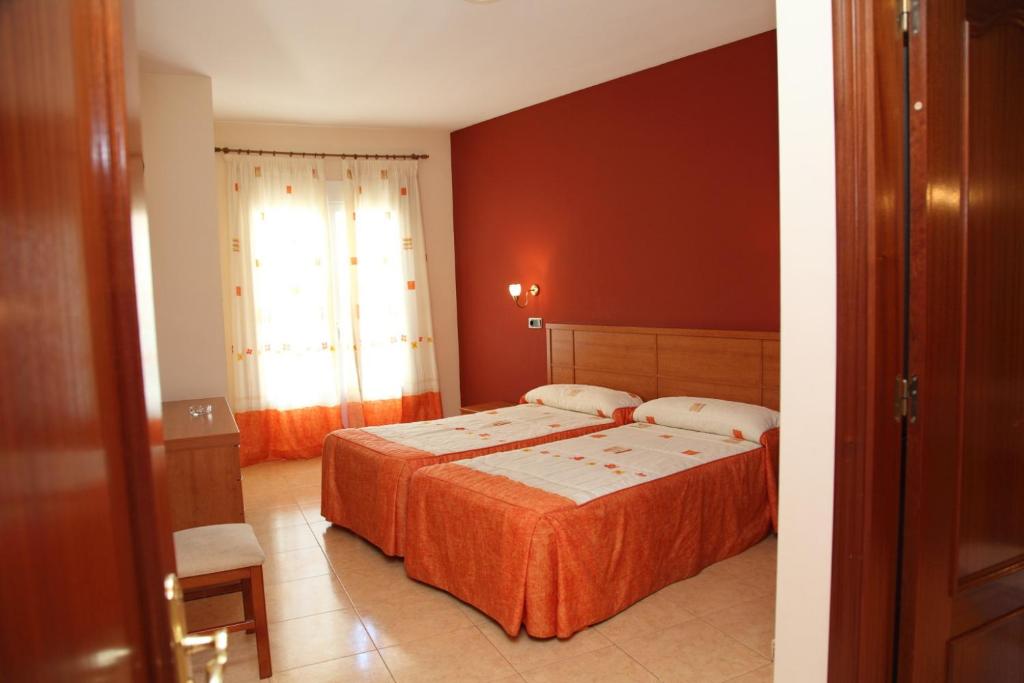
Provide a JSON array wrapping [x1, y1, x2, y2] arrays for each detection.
[[224, 155, 441, 465]]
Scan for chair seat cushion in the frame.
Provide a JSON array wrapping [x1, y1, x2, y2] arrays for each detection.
[[174, 523, 265, 578]]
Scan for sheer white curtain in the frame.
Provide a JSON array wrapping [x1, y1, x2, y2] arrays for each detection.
[[223, 154, 440, 465], [326, 159, 440, 427]]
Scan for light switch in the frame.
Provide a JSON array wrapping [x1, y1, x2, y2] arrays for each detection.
[[528, 317, 543, 329]]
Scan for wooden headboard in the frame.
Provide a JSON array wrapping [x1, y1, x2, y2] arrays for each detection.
[[545, 323, 780, 410]]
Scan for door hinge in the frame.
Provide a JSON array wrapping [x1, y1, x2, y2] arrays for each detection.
[[900, 0, 920, 35], [895, 375, 919, 421]]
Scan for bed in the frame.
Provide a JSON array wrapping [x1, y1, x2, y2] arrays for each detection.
[[402, 323, 781, 638], [320, 383, 641, 556]]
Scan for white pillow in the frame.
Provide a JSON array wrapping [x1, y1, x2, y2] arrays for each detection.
[[633, 397, 780, 442], [522, 384, 642, 420]]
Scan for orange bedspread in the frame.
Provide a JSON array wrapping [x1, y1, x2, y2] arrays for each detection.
[[320, 420, 623, 557], [403, 429, 779, 638]]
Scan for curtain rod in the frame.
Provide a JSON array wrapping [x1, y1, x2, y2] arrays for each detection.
[[214, 146, 429, 161]]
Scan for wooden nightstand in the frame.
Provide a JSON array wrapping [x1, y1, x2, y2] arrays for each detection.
[[162, 396, 243, 531], [460, 401, 515, 415]]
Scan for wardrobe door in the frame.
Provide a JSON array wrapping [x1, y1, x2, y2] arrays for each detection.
[[900, 1, 1024, 680]]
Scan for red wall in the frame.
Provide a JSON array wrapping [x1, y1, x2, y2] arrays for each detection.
[[452, 31, 779, 404]]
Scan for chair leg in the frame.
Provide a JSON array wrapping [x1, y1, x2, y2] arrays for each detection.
[[241, 578, 255, 634], [249, 565, 272, 679]]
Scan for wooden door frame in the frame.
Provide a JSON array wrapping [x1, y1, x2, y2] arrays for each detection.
[[828, 0, 909, 680], [109, 0, 179, 676]]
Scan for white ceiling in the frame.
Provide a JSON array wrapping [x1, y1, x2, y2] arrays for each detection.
[[135, 0, 775, 131]]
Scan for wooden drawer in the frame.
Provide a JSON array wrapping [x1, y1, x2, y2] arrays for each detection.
[[162, 396, 243, 531]]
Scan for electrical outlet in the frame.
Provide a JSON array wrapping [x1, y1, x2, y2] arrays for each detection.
[[527, 317, 543, 329]]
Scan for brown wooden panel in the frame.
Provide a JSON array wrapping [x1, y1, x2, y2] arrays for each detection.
[[166, 445, 244, 531], [828, 4, 908, 678], [163, 397, 242, 531], [550, 329, 574, 368], [658, 336, 762, 387], [900, 3, 1024, 681], [948, 608, 1024, 683], [551, 365, 575, 385], [163, 397, 240, 451], [762, 341, 780, 388], [575, 369, 656, 401], [953, 567, 1024, 635], [657, 378, 762, 405], [762, 342, 780, 409], [574, 331, 657, 376], [546, 324, 779, 409], [955, 13, 1024, 583], [546, 323, 779, 341]]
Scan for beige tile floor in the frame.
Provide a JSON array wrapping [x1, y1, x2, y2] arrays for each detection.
[[187, 456, 776, 683]]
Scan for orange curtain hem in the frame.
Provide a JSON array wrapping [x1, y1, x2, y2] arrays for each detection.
[[236, 391, 442, 467]]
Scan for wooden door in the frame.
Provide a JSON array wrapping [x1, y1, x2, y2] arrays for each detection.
[[900, 0, 1024, 680], [828, 0, 909, 679], [0, 0, 178, 680]]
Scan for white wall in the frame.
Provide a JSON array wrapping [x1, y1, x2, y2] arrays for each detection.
[[213, 121, 461, 417], [140, 73, 228, 402], [774, 1, 837, 681]]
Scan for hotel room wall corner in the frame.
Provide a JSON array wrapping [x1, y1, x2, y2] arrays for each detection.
[[774, 0, 838, 681], [140, 72, 228, 402], [449, 31, 781, 405]]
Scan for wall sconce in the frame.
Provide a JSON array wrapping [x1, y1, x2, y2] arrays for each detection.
[[508, 282, 540, 308]]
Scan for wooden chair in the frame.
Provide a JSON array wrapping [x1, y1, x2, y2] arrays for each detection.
[[174, 523, 272, 679]]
